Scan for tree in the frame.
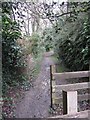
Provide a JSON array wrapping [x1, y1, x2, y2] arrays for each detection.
[[52, 2, 90, 71], [40, 1, 90, 71]]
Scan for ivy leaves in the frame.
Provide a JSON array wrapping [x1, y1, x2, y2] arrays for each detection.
[[57, 16, 89, 71], [44, 2, 90, 71], [2, 2, 25, 88]]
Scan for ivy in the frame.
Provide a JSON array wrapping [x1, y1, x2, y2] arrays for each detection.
[[2, 2, 26, 93], [43, 2, 90, 71]]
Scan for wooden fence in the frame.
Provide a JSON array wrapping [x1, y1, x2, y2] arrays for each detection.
[[50, 65, 90, 115]]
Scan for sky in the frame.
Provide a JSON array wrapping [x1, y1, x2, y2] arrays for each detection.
[[46, 0, 67, 4], [13, 0, 68, 36], [40, 0, 68, 4], [25, 0, 67, 3]]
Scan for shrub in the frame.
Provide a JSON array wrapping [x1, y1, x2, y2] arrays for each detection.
[[2, 2, 27, 93]]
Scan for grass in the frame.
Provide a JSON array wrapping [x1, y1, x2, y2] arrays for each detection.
[[51, 54, 70, 73], [56, 63, 66, 73], [32, 53, 43, 79], [50, 54, 58, 63]]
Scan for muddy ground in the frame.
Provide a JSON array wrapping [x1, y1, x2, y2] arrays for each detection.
[[15, 52, 54, 118]]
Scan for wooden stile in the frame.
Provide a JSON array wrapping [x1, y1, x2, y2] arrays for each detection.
[[50, 64, 90, 115]]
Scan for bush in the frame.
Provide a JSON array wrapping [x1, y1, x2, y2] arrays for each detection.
[[42, 28, 54, 52], [43, 7, 90, 71], [57, 16, 90, 71], [29, 33, 41, 57], [2, 2, 27, 93]]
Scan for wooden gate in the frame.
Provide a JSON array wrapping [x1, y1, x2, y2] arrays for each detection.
[[50, 65, 90, 115]]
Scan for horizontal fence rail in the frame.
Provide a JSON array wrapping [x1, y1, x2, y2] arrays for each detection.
[[53, 71, 90, 79], [53, 82, 90, 91], [50, 64, 90, 115], [52, 94, 90, 104], [50, 110, 90, 118]]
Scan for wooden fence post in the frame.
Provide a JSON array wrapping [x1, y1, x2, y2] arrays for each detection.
[[88, 63, 90, 81], [50, 65, 53, 108], [63, 90, 78, 115], [50, 65, 56, 108]]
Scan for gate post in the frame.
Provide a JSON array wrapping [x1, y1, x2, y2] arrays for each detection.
[[50, 65, 56, 108], [50, 65, 53, 108], [63, 90, 78, 115]]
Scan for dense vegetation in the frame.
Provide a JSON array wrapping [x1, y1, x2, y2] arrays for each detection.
[[42, 2, 90, 71], [2, 1, 90, 118], [42, 28, 54, 51], [2, 1, 90, 94], [55, 14, 89, 71], [2, 2, 42, 92], [2, 2, 26, 92], [2, 2, 43, 117]]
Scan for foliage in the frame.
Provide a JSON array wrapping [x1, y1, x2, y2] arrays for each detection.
[[59, 17, 89, 70], [28, 33, 41, 57], [42, 28, 54, 51], [43, 2, 90, 71], [2, 2, 27, 93], [55, 11, 90, 70]]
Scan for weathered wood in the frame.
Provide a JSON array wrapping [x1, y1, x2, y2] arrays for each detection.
[[50, 65, 53, 108], [52, 97, 63, 104], [54, 82, 90, 91], [52, 65, 56, 73], [49, 110, 90, 118], [63, 91, 78, 114], [53, 71, 90, 79], [67, 91, 78, 114], [52, 81, 55, 86], [50, 64, 90, 113], [50, 65, 56, 108], [53, 94, 90, 104], [63, 91, 67, 114], [52, 92, 56, 104], [78, 93, 90, 101]]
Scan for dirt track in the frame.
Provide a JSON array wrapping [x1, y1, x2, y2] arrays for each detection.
[[15, 52, 54, 118]]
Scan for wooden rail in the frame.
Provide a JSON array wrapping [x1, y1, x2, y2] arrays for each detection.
[[50, 64, 90, 115], [50, 110, 90, 118], [53, 82, 90, 91], [53, 71, 90, 79], [52, 94, 90, 103]]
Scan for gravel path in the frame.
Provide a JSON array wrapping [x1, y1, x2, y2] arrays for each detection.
[[15, 52, 54, 118]]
